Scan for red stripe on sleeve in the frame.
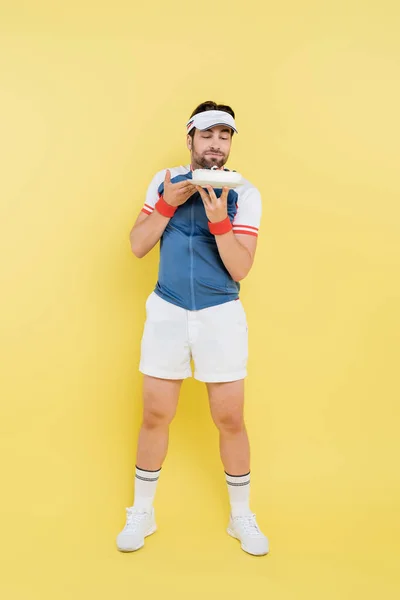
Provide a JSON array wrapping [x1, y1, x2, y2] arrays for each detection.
[[232, 224, 259, 231], [233, 229, 258, 237]]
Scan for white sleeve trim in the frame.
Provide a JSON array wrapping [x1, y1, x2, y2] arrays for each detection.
[[232, 187, 262, 236], [141, 169, 167, 214]]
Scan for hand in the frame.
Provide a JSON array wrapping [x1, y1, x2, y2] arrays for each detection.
[[163, 170, 196, 207], [195, 185, 229, 223]]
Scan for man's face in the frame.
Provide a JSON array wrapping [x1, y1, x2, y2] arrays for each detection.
[[188, 125, 233, 169]]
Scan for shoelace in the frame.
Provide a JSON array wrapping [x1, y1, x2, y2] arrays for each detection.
[[234, 515, 261, 536], [123, 508, 149, 532]]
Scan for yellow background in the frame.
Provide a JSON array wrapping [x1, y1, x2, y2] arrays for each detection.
[[1, 1, 399, 598]]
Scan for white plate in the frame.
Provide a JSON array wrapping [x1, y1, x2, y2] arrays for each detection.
[[191, 177, 243, 189]]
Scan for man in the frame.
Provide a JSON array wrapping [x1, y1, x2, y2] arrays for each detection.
[[117, 101, 269, 556]]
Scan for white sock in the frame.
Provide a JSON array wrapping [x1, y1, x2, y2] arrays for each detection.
[[133, 466, 161, 513], [225, 471, 253, 517]]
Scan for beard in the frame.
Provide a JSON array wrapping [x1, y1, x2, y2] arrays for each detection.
[[191, 147, 227, 170]]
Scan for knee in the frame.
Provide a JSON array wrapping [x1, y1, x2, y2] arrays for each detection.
[[142, 406, 176, 429], [213, 411, 245, 435]]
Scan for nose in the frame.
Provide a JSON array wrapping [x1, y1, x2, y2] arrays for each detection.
[[208, 143, 221, 153], [209, 136, 221, 151]]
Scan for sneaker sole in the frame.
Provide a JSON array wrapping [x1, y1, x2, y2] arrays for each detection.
[[227, 527, 269, 556], [117, 524, 157, 553]]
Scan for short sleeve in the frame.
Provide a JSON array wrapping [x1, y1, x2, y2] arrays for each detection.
[[141, 169, 166, 215], [232, 187, 262, 237]]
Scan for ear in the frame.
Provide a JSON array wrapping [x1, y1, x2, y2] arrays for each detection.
[[186, 134, 192, 151]]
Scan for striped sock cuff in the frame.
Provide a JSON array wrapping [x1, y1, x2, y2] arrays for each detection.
[[225, 471, 251, 487], [135, 466, 161, 483]]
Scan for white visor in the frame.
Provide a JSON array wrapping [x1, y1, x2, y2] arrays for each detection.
[[186, 110, 238, 134]]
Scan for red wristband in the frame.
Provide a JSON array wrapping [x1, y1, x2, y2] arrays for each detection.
[[208, 216, 233, 235], [155, 195, 177, 218]]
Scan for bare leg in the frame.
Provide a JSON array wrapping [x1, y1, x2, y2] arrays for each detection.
[[136, 375, 183, 470], [206, 379, 250, 475], [116, 376, 183, 551]]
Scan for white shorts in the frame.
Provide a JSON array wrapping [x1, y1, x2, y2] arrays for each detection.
[[139, 292, 248, 383]]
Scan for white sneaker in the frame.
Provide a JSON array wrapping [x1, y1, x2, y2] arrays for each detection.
[[227, 513, 269, 556], [116, 507, 157, 552]]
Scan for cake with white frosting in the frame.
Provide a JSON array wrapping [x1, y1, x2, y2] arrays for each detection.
[[192, 167, 243, 188]]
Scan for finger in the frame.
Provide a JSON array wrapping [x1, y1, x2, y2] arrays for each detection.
[[174, 180, 195, 190], [201, 195, 212, 211], [205, 185, 218, 204], [187, 186, 197, 198], [164, 169, 171, 185], [182, 187, 197, 201], [195, 185, 209, 200], [184, 183, 197, 194], [221, 186, 229, 203], [180, 184, 196, 197], [195, 186, 212, 208]]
